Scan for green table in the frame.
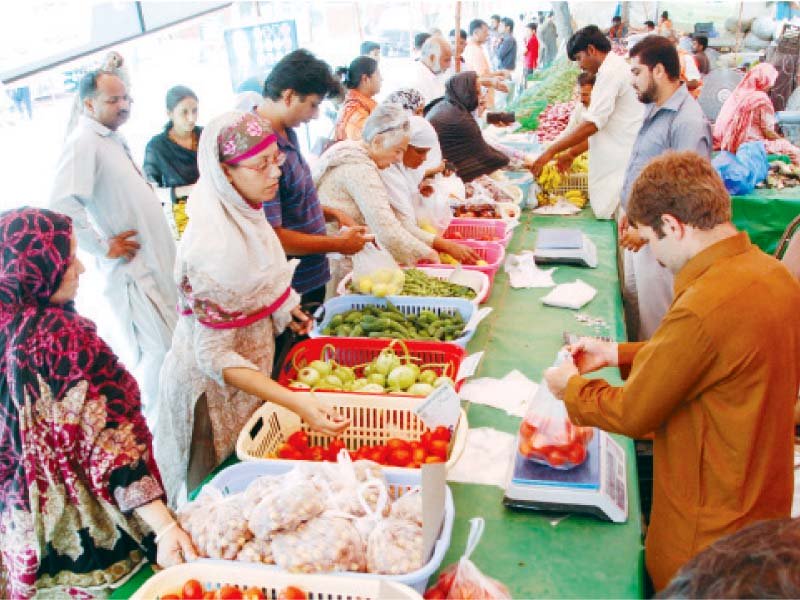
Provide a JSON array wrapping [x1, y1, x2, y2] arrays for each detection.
[[114, 210, 644, 600], [442, 209, 644, 599], [732, 188, 800, 254]]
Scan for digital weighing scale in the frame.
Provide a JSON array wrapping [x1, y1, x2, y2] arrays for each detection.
[[533, 228, 599, 268], [503, 430, 628, 523]]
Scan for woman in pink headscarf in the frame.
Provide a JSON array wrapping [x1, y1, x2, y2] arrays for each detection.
[[713, 63, 800, 164]]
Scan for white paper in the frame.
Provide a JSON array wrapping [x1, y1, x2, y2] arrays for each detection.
[[458, 369, 539, 418], [533, 199, 582, 215], [455, 352, 485, 382], [465, 306, 493, 332], [541, 279, 597, 310], [414, 383, 461, 429], [447, 427, 515, 488], [503, 252, 557, 289]]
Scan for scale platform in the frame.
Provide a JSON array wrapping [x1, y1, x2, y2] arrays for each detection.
[[503, 430, 628, 523]]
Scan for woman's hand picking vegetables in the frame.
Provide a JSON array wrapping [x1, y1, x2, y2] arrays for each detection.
[[436, 239, 481, 265], [294, 393, 350, 436]]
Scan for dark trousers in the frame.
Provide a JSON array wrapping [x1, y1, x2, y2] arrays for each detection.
[[271, 285, 327, 379]]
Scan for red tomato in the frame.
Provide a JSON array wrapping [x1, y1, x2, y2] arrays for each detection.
[[566, 442, 587, 466], [308, 445, 325, 462], [429, 440, 449, 460], [420, 431, 434, 451], [388, 448, 412, 467], [518, 438, 533, 457], [242, 587, 266, 600], [547, 449, 568, 468], [368, 446, 389, 464], [203, 592, 216, 600], [182, 579, 204, 600], [287, 431, 309, 451], [277, 443, 303, 460], [387, 438, 411, 452], [278, 586, 308, 600], [412, 447, 427, 465], [161, 595, 180, 600], [423, 585, 447, 599], [519, 420, 537, 439], [326, 438, 346, 461], [424, 455, 444, 463], [431, 426, 451, 442], [218, 586, 243, 600]]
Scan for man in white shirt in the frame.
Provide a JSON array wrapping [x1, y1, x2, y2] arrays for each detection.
[[532, 26, 643, 219], [50, 70, 177, 427], [412, 36, 453, 106]]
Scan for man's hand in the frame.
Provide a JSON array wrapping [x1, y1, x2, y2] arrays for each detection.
[[567, 337, 618, 374], [531, 150, 554, 178], [617, 214, 628, 239], [107, 230, 140, 261], [556, 152, 574, 174], [619, 225, 648, 252], [544, 356, 579, 400], [335, 226, 372, 255], [493, 79, 509, 93], [326, 208, 357, 228]]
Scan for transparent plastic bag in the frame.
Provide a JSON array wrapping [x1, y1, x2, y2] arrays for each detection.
[[415, 177, 454, 235], [517, 350, 593, 470], [237, 538, 274, 564], [176, 487, 252, 560], [351, 242, 405, 296], [241, 475, 282, 518], [248, 479, 325, 538], [424, 518, 511, 600], [323, 453, 390, 518], [366, 517, 424, 575], [271, 516, 367, 573], [389, 486, 423, 526]]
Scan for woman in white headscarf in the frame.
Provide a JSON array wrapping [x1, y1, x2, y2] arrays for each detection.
[[155, 111, 348, 505]]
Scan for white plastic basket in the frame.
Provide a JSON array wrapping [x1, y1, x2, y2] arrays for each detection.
[[552, 172, 589, 195], [205, 461, 456, 594], [130, 561, 422, 600], [337, 267, 490, 305], [235, 391, 468, 474], [311, 296, 477, 348]]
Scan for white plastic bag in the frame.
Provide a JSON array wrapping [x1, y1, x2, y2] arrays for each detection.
[[351, 242, 405, 296], [517, 351, 593, 470], [415, 176, 455, 234], [176, 487, 252, 560], [424, 518, 511, 599], [271, 516, 367, 573]]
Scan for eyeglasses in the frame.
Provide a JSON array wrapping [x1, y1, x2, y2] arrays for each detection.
[[237, 152, 286, 173]]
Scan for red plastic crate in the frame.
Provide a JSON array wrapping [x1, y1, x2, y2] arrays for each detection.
[[277, 337, 466, 395], [444, 218, 511, 247]]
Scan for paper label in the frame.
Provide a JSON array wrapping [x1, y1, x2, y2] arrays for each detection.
[[465, 306, 493, 332], [456, 351, 484, 382], [414, 383, 461, 430]]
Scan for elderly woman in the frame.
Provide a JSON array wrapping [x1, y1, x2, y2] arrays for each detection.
[[0, 207, 196, 598], [714, 63, 800, 164], [155, 112, 348, 505], [427, 71, 512, 182], [316, 104, 478, 287], [385, 88, 426, 116]]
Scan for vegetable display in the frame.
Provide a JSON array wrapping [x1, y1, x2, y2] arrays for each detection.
[[465, 175, 518, 204], [274, 426, 453, 469], [347, 268, 477, 300], [536, 101, 575, 143], [536, 153, 589, 208], [759, 159, 800, 189], [288, 340, 456, 395], [436, 253, 488, 266], [158, 579, 293, 600], [319, 301, 467, 342], [509, 60, 580, 131], [452, 204, 501, 219], [352, 267, 405, 298]]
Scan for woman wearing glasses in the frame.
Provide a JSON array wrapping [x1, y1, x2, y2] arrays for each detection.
[[315, 103, 476, 290], [154, 112, 348, 505]]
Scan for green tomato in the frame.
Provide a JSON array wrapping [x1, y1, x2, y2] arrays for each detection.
[[321, 374, 343, 389], [419, 369, 437, 386], [334, 366, 355, 384], [352, 378, 369, 390], [310, 360, 332, 377], [368, 373, 386, 387], [373, 349, 399, 376], [360, 383, 386, 394], [297, 367, 321, 387], [407, 383, 434, 396], [387, 365, 416, 391]]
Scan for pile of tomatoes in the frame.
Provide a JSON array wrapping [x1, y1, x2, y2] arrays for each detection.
[[275, 427, 452, 469], [162, 580, 306, 600], [517, 418, 593, 470]]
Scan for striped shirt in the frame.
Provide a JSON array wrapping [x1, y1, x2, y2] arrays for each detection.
[[263, 128, 330, 294]]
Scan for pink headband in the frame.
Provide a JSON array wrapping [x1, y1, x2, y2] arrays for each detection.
[[223, 133, 278, 165]]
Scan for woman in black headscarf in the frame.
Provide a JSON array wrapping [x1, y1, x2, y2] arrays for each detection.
[[425, 71, 509, 182]]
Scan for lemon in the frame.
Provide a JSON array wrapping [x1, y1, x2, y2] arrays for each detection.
[[357, 277, 373, 294], [476, 259, 488, 266], [372, 282, 389, 297]]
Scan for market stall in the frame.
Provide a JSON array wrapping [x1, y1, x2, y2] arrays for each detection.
[[112, 205, 644, 600], [731, 187, 800, 254]]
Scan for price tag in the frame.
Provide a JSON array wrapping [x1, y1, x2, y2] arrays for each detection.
[[414, 383, 461, 430], [465, 307, 493, 332], [456, 351, 484, 382]]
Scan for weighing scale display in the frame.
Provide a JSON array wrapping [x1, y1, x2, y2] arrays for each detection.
[[504, 431, 628, 523]]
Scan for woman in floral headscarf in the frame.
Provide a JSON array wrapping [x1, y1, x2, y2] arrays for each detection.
[[713, 63, 800, 163], [0, 207, 196, 599], [155, 112, 348, 505]]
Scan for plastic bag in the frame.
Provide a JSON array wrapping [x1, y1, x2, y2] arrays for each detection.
[[271, 516, 367, 573], [415, 176, 455, 234], [176, 487, 252, 559], [248, 479, 325, 538], [241, 475, 282, 518], [324, 455, 390, 518], [712, 141, 768, 195], [517, 350, 593, 470], [424, 518, 511, 600], [237, 538, 274, 564], [351, 242, 405, 296], [366, 517, 424, 575], [389, 486, 423, 526]]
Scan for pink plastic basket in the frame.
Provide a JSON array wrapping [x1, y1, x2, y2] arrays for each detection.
[[443, 218, 512, 247], [420, 240, 505, 289]]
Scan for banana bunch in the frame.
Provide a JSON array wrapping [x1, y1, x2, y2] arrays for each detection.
[[564, 189, 587, 208], [571, 152, 588, 173], [536, 163, 563, 206]]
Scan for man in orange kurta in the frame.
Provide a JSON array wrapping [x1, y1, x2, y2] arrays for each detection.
[[545, 151, 800, 591]]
